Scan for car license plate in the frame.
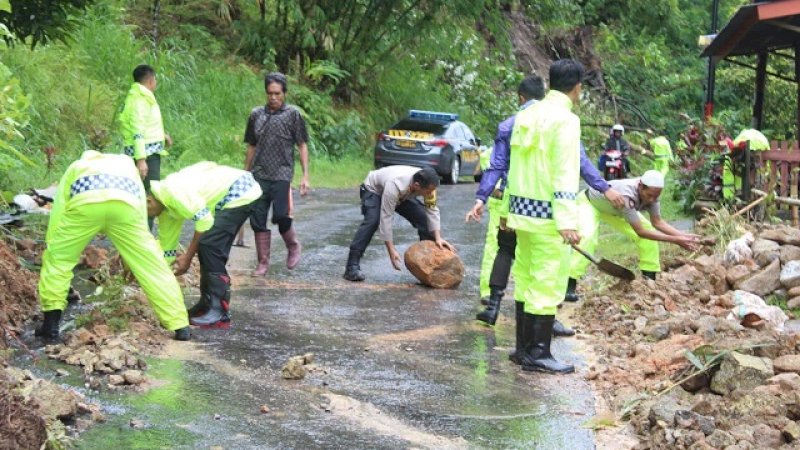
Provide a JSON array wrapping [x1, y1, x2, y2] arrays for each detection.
[[605, 161, 618, 167], [396, 139, 416, 149]]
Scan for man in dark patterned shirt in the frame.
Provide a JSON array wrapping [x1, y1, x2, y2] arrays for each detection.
[[244, 72, 310, 275]]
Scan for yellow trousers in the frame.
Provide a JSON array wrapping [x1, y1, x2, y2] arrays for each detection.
[[38, 201, 189, 331], [513, 225, 571, 316], [569, 194, 660, 278]]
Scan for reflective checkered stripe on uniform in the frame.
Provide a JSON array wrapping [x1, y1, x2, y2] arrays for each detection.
[[215, 174, 256, 211], [509, 195, 553, 219], [164, 250, 178, 258], [69, 174, 143, 199], [192, 208, 210, 222], [123, 141, 164, 157], [554, 191, 577, 200]]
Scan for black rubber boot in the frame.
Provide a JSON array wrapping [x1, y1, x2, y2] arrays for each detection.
[[479, 297, 489, 306], [553, 319, 575, 337], [642, 270, 657, 280], [190, 273, 231, 329], [174, 326, 191, 341], [564, 278, 579, 302], [476, 288, 503, 326], [35, 310, 62, 341], [520, 314, 575, 374], [67, 287, 81, 304], [509, 302, 528, 364], [343, 249, 365, 282], [187, 268, 210, 318]]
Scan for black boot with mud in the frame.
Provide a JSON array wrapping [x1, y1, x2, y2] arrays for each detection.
[[642, 270, 657, 280], [343, 250, 365, 281], [35, 310, 62, 341], [343, 265, 365, 282], [520, 314, 575, 374], [191, 273, 231, 329], [187, 272, 210, 318], [553, 319, 575, 337], [476, 288, 503, 326], [174, 326, 191, 341], [563, 278, 579, 302]]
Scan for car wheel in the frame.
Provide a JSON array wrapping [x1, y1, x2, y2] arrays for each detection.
[[445, 157, 460, 185]]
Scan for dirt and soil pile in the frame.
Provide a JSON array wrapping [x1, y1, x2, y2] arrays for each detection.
[[578, 223, 800, 449], [0, 239, 40, 340]]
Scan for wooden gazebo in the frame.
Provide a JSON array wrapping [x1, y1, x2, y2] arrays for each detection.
[[702, 0, 800, 212]]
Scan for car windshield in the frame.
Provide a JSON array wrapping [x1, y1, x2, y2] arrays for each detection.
[[390, 119, 447, 135]]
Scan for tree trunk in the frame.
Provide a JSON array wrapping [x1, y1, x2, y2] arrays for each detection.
[[151, 0, 161, 47]]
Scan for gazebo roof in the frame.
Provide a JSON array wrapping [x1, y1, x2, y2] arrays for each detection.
[[702, 0, 800, 61]]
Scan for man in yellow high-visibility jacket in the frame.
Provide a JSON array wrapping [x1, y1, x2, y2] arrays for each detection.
[[723, 129, 770, 201], [147, 162, 262, 328], [119, 64, 171, 186], [647, 131, 673, 177], [36, 151, 190, 341], [505, 59, 584, 374]]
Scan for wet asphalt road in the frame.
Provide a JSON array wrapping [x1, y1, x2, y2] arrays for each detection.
[[79, 182, 597, 449]]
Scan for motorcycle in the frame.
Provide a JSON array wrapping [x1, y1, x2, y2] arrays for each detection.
[[601, 148, 627, 181]]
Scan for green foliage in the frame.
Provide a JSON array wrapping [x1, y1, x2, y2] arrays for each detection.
[[0, 62, 33, 180], [77, 272, 154, 332], [0, 0, 96, 49]]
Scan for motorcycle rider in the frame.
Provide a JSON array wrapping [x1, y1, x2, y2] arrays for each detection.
[[599, 124, 631, 176]]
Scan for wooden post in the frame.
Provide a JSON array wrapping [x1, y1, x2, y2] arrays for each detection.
[[753, 51, 768, 130], [796, 44, 800, 141], [792, 171, 799, 227]]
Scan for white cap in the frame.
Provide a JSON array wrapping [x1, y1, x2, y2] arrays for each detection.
[[641, 170, 665, 188]]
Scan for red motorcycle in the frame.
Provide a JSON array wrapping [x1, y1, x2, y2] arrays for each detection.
[[601, 148, 627, 180]]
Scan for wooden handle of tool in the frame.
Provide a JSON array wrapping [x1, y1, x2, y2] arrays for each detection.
[[571, 243, 599, 265]]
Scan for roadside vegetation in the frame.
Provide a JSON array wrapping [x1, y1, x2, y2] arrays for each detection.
[[2, 0, 794, 197]]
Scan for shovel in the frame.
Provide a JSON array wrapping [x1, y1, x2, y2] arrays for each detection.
[[571, 244, 635, 281]]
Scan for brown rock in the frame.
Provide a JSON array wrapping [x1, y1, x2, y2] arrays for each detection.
[[639, 334, 704, 375], [781, 245, 800, 264], [790, 286, 800, 297], [281, 356, 306, 380], [80, 245, 108, 269], [14, 238, 36, 252], [774, 355, 800, 374], [727, 264, 754, 285], [784, 421, 800, 442], [108, 375, 125, 385], [761, 227, 800, 246], [753, 423, 785, 448], [768, 372, 800, 391], [752, 239, 781, 267], [30, 380, 79, 420], [735, 259, 781, 297], [68, 328, 96, 347], [260, 404, 270, 414], [403, 241, 464, 289], [788, 297, 800, 309], [122, 370, 145, 385], [710, 352, 774, 395]]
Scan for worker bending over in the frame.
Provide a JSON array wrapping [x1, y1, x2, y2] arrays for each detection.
[[566, 170, 699, 302], [147, 162, 262, 328], [37, 151, 190, 341]]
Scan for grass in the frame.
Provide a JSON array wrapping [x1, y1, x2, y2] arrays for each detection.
[[295, 154, 373, 189]]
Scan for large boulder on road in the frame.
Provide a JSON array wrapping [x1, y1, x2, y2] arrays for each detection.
[[404, 241, 464, 289]]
